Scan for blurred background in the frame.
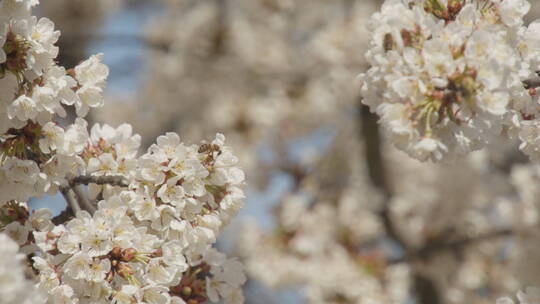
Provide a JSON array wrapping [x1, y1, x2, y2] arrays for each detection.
[[29, 1, 540, 303]]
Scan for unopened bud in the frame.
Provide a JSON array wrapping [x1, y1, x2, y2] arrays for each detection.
[[182, 286, 193, 297], [110, 247, 122, 259], [121, 248, 137, 262]]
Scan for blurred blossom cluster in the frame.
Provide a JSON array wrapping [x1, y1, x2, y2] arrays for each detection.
[[100, 0, 377, 176], [239, 135, 539, 303]]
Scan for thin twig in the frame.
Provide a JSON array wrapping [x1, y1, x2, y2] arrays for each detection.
[[52, 175, 128, 224], [71, 175, 129, 187]]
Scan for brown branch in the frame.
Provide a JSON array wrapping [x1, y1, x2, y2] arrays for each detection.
[[524, 78, 540, 89], [359, 104, 410, 251], [358, 102, 440, 304], [389, 229, 513, 264], [211, 0, 228, 56], [51, 207, 74, 226], [414, 273, 441, 304], [71, 175, 129, 187], [60, 32, 170, 52]]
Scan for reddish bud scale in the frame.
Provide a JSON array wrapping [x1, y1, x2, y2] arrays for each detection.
[[522, 112, 536, 121], [152, 248, 163, 257], [430, 90, 445, 100]]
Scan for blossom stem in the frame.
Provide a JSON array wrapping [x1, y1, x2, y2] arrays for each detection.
[[425, 104, 435, 137]]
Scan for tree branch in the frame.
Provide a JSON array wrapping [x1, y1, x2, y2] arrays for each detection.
[[51, 175, 129, 225], [60, 32, 170, 52], [358, 102, 441, 304], [51, 187, 81, 226], [359, 104, 409, 251], [389, 229, 513, 264], [60, 186, 81, 214], [51, 206, 74, 226], [71, 185, 96, 214], [524, 78, 540, 89], [71, 175, 129, 187]]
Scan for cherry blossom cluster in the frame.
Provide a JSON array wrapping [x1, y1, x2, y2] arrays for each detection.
[[0, 130, 247, 303], [0, 0, 109, 204], [31, 192, 245, 304], [360, 0, 540, 161], [0, 1, 247, 303]]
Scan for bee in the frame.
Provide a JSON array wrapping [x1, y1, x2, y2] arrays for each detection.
[[198, 143, 221, 154], [383, 33, 394, 52]]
